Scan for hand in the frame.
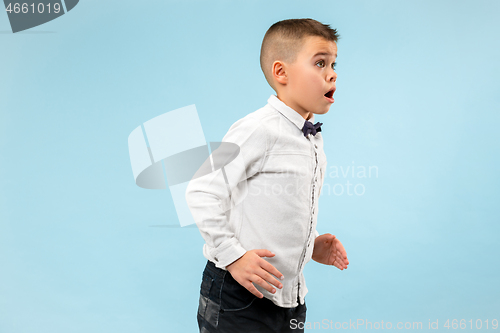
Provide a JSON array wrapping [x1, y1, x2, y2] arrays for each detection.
[[226, 249, 284, 298], [312, 233, 349, 269]]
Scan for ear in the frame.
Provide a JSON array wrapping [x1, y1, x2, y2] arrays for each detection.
[[272, 60, 288, 85]]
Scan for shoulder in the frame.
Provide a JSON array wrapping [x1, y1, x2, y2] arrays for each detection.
[[232, 104, 276, 126], [225, 104, 278, 138]]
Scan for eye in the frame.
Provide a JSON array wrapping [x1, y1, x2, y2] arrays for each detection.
[[316, 60, 325, 68], [332, 62, 337, 70]]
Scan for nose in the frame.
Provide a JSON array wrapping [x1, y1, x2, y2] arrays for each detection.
[[327, 68, 337, 82]]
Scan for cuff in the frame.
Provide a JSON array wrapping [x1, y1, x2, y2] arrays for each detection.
[[211, 237, 247, 270]]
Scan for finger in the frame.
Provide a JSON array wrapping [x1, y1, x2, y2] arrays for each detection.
[[245, 281, 264, 298], [250, 275, 276, 294], [260, 259, 284, 281], [334, 248, 348, 267], [336, 250, 348, 267], [335, 240, 347, 257], [339, 253, 349, 265], [333, 260, 343, 270], [332, 254, 344, 268], [254, 249, 275, 258], [258, 269, 283, 289], [330, 256, 343, 269], [325, 234, 335, 243], [340, 248, 348, 260], [337, 252, 348, 268]]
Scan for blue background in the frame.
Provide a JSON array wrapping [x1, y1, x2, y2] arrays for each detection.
[[1, 0, 499, 332]]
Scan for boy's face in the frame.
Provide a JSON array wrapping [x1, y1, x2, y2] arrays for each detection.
[[279, 36, 337, 118]]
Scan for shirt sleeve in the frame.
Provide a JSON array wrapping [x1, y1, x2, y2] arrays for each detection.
[[185, 117, 267, 269], [315, 229, 320, 238]]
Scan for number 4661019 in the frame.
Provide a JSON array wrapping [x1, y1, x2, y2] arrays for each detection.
[[5, 2, 61, 14], [444, 319, 498, 330]]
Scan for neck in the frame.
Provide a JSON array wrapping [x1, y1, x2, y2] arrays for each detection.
[[276, 93, 311, 120]]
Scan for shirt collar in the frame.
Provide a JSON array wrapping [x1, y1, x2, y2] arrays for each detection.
[[267, 94, 314, 131]]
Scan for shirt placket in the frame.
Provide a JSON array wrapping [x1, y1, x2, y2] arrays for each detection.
[[296, 137, 320, 304]]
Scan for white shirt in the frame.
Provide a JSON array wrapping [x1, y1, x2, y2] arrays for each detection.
[[185, 94, 327, 307]]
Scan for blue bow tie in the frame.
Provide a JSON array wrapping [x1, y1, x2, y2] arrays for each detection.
[[302, 120, 323, 137]]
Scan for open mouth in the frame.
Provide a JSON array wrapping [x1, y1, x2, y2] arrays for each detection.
[[324, 88, 335, 99]]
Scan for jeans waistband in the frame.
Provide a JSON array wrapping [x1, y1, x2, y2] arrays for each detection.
[[205, 259, 227, 278]]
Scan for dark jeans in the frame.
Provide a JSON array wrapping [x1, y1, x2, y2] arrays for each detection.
[[197, 260, 307, 333]]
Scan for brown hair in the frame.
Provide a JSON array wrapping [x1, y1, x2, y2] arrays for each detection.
[[260, 18, 340, 90]]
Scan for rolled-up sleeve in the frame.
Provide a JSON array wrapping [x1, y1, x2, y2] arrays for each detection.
[[185, 117, 267, 269]]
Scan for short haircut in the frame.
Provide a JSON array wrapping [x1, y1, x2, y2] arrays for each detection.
[[260, 18, 340, 90]]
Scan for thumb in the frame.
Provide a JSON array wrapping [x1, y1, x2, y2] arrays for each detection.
[[254, 249, 275, 258]]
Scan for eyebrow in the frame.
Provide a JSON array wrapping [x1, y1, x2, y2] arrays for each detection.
[[312, 52, 337, 58]]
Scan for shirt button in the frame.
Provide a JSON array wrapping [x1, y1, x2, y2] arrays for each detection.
[[315, 177, 318, 182], [214, 257, 218, 262], [314, 144, 318, 149]]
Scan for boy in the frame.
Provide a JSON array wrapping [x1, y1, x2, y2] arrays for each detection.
[[186, 18, 349, 333]]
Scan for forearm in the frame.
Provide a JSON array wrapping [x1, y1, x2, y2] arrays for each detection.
[[186, 168, 246, 268], [186, 116, 267, 269]]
